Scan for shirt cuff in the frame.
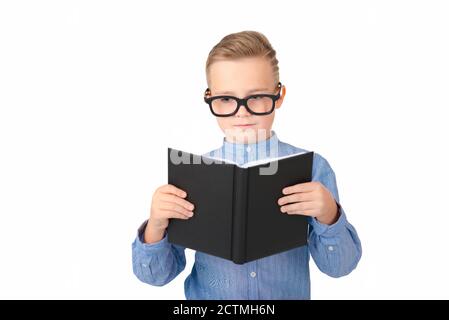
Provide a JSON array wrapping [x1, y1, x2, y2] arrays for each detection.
[[308, 202, 348, 237], [133, 219, 170, 254]]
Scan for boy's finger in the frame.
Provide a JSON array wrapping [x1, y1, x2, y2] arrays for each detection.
[[282, 182, 316, 195], [162, 184, 187, 198], [161, 194, 195, 211], [160, 201, 194, 217], [280, 201, 315, 214], [278, 192, 314, 206], [162, 210, 191, 220], [284, 209, 319, 217]]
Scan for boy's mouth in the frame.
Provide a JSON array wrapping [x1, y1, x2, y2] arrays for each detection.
[[234, 123, 255, 128]]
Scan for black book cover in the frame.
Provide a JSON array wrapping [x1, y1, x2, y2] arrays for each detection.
[[167, 147, 314, 264]]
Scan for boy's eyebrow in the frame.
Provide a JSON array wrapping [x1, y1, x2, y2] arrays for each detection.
[[214, 88, 271, 95]]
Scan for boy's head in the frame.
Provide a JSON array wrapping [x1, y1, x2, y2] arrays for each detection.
[[204, 31, 286, 144]]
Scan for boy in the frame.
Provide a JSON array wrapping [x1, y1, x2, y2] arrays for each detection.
[[132, 31, 362, 299]]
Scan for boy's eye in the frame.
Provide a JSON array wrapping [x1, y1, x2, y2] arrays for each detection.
[[220, 98, 233, 103]]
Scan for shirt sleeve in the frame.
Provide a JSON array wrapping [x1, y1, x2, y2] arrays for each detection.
[[307, 153, 362, 278], [131, 220, 186, 286]]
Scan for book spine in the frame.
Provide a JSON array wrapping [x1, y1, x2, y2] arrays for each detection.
[[231, 166, 249, 264]]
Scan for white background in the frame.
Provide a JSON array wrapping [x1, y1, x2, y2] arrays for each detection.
[[1, 0, 448, 299]]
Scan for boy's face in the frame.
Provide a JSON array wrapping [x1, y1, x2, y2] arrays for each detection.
[[207, 57, 285, 144]]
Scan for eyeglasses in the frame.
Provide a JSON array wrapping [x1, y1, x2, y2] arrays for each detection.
[[204, 82, 282, 117]]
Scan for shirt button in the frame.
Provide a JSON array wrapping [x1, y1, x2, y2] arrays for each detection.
[[328, 246, 334, 251], [250, 271, 256, 278], [246, 146, 251, 153]]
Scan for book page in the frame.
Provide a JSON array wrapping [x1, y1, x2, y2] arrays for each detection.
[[240, 151, 306, 168], [203, 151, 307, 168]]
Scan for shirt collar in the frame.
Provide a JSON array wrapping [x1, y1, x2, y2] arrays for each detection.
[[220, 130, 280, 164]]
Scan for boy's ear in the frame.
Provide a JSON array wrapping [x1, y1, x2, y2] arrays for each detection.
[[275, 85, 286, 109]]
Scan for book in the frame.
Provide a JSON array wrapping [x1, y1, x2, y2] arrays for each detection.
[[166, 147, 314, 264]]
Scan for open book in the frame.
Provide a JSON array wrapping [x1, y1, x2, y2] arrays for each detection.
[[167, 147, 314, 264]]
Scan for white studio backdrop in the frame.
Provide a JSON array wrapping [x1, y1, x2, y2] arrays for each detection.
[[0, 0, 448, 299]]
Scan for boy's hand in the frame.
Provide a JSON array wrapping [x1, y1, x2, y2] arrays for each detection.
[[144, 184, 194, 243], [277, 182, 339, 225]]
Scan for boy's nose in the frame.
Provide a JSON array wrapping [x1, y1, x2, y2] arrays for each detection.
[[235, 103, 251, 117]]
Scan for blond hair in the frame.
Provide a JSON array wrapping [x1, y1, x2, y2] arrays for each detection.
[[205, 31, 279, 87]]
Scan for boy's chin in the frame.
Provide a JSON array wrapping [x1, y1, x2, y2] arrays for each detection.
[[224, 127, 270, 144]]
